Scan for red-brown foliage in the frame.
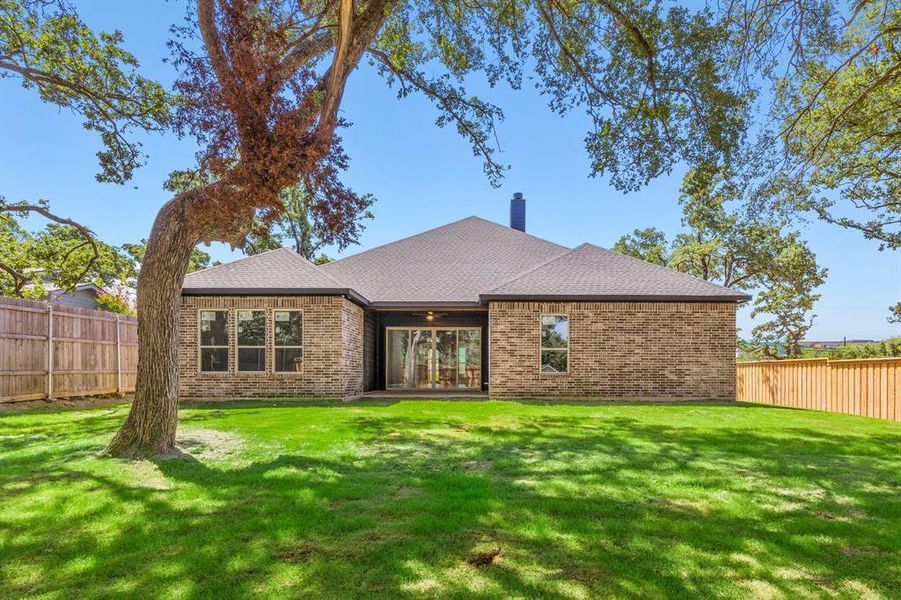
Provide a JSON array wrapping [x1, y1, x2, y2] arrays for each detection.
[[168, 0, 385, 246]]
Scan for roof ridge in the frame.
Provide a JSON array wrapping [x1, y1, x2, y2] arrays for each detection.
[[472, 215, 571, 248], [322, 216, 481, 267], [323, 215, 568, 268], [297, 255, 350, 287], [483, 241, 750, 300], [485, 245, 576, 292], [184, 246, 294, 278], [184, 246, 352, 288]]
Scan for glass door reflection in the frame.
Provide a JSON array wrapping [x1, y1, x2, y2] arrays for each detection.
[[435, 330, 458, 387], [385, 327, 480, 389]]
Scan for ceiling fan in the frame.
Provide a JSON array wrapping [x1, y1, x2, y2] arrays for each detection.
[[411, 310, 450, 322]]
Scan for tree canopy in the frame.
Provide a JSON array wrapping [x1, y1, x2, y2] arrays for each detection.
[[614, 165, 827, 358], [0, 206, 132, 298], [0, 0, 170, 183], [1, 0, 172, 302], [243, 184, 374, 262], [760, 1, 900, 250]]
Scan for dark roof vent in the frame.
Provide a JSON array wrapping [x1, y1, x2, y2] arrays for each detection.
[[510, 192, 526, 232]]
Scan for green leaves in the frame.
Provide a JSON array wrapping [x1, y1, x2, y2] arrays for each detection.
[[0, 0, 171, 183], [755, 1, 900, 249], [613, 164, 827, 357], [242, 182, 375, 261], [370, 1, 749, 190], [0, 209, 131, 298], [536, 2, 749, 190], [612, 227, 668, 266]]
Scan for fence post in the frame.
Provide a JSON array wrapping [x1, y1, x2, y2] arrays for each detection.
[[115, 315, 123, 397], [46, 304, 53, 400]]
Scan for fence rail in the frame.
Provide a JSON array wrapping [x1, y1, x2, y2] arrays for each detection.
[[0, 296, 137, 402], [737, 357, 900, 421]]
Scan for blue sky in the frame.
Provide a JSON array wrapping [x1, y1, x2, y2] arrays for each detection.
[[1, 1, 898, 340]]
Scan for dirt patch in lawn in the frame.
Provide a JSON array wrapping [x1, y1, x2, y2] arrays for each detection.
[[157, 428, 246, 462], [278, 540, 318, 563], [461, 459, 492, 472]]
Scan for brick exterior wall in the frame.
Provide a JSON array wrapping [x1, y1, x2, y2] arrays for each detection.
[[178, 295, 364, 400], [339, 299, 364, 397], [488, 301, 736, 400]]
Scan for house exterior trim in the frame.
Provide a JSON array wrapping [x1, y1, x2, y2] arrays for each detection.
[[480, 293, 750, 304], [182, 287, 370, 306]]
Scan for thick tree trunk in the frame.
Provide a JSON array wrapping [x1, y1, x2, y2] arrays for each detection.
[[107, 196, 197, 457]]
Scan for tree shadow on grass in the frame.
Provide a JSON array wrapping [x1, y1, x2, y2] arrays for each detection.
[[0, 405, 898, 599]]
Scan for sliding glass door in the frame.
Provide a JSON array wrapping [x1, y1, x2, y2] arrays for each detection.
[[457, 329, 481, 389], [386, 327, 481, 389]]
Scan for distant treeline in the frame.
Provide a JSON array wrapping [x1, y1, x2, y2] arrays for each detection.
[[738, 338, 901, 362]]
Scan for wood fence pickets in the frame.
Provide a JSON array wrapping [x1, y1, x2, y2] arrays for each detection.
[[737, 357, 901, 421], [0, 296, 137, 402]]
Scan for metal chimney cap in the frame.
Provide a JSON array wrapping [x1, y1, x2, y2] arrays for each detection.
[[512, 192, 524, 200]]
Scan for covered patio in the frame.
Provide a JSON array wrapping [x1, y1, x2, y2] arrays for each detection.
[[363, 309, 489, 393]]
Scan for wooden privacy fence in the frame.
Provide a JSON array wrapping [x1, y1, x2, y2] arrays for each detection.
[[0, 296, 137, 402], [737, 357, 900, 421]]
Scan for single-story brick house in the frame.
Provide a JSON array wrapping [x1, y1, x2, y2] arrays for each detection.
[[179, 196, 749, 401]]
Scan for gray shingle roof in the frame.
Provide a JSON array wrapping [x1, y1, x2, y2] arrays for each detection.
[[182, 247, 364, 302], [481, 243, 750, 301], [319, 216, 569, 305], [180, 218, 750, 304]]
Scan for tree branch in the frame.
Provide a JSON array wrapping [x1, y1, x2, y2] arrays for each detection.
[[0, 201, 100, 296], [368, 46, 505, 183], [313, 0, 392, 140], [319, 0, 353, 130], [197, 0, 232, 86]]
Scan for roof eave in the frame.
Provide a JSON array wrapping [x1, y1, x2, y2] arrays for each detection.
[[479, 293, 752, 305], [367, 301, 484, 311], [181, 287, 370, 306]]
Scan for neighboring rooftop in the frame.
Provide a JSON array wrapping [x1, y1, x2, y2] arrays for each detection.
[[181, 216, 750, 305]]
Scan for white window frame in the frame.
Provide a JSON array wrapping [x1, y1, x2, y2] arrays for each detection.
[[236, 309, 267, 373], [198, 309, 229, 374], [539, 314, 569, 374], [273, 309, 304, 373]]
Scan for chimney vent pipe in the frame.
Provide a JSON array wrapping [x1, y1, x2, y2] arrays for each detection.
[[510, 192, 526, 232]]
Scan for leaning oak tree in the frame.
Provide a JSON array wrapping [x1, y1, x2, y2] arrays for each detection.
[[107, 0, 756, 456]]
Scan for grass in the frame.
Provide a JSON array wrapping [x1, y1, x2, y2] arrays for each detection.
[[1, 399, 899, 599]]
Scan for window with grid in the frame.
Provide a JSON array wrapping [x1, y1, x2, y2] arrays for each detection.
[[540, 315, 569, 373], [274, 310, 303, 372], [199, 310, 229, 372], [237, 310, 266, 372]]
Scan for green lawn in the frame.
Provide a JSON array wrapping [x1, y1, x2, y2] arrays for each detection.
[[1, 400, 899, 599]]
